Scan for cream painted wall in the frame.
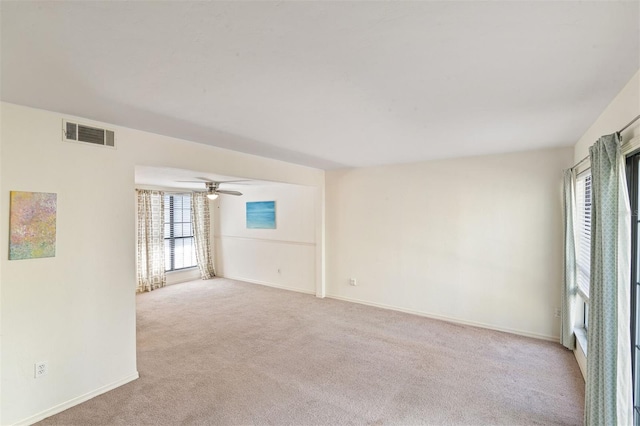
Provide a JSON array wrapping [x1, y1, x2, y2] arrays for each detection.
[[0, 102, 324, 425], [326, 147, 574, 340], [1, 105, 138, 425], [214, 184, 316, 294], [574, 69, 639, 162], [0, 96, 4, 425], [166, 268, 201, 286]]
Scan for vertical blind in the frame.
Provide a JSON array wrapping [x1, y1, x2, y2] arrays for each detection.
[[576, 171, 592, 299]]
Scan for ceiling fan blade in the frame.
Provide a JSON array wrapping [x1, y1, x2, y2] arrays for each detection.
[[216, 190, 243, 196], [176, 180, 211, 183], [199, 178, 252, 185]]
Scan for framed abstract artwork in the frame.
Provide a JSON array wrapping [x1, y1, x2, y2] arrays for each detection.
[[9, 191, 57, 260], [246, 201, 276, 229]]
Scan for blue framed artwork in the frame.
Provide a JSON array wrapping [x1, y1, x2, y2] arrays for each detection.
[[246, 201, 276, 229]]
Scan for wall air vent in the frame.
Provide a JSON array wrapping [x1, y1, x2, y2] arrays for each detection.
[[62, 119, 116, 148]]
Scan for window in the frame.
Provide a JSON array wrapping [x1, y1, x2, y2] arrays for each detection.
[[576, 171, 592, 299], [164, 194, 197, 271], [574, 170, 592, 356]]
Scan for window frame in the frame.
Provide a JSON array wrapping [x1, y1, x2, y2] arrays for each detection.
[[164, 193, 198, 272], [626, 152, 640, 424], [573, 169, 592, 355]]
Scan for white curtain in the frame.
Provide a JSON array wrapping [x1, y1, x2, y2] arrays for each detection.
[[136, 189, 166, 292], [585, 133, 632, 425], [561, 169, 577, 350], [191, 192, 216, 279]]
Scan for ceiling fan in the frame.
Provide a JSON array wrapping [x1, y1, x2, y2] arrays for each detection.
[[177, 177, 243, 200]]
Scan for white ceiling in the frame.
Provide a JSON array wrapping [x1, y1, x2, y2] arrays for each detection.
[[2, 1, 638, 169], [134, 166, 278, 190]]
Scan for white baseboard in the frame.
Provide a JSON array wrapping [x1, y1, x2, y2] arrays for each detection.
[[219, 274, 315, 295], [326, 293, 559, 342], [14, 372, 139, 426]]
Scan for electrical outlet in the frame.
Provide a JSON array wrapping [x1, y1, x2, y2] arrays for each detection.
[[34, 361, 48, 378], [349, 278, 357, 286], [554, 308, 561, 318]]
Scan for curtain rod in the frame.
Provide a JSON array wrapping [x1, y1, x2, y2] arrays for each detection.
[[620, 114, 640, 134], [571, 114, 640, 170]]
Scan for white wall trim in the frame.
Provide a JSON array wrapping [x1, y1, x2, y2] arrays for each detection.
[[12, 372, 139, 426], [326, 293, 560, 343], [134, 184, 194, 192], [623, 134, 640, 156], [219, 274, 315, 295], [215, 235, 315, 247]]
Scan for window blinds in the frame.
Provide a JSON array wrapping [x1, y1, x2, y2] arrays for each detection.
[[164, 194, 197, 271], [576, 172, 592, 299]]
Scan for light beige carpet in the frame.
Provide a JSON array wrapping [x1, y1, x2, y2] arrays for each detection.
[[40, 278, 584, 425]]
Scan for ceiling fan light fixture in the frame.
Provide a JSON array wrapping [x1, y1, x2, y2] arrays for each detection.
[[206, 192, 219, 200]]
